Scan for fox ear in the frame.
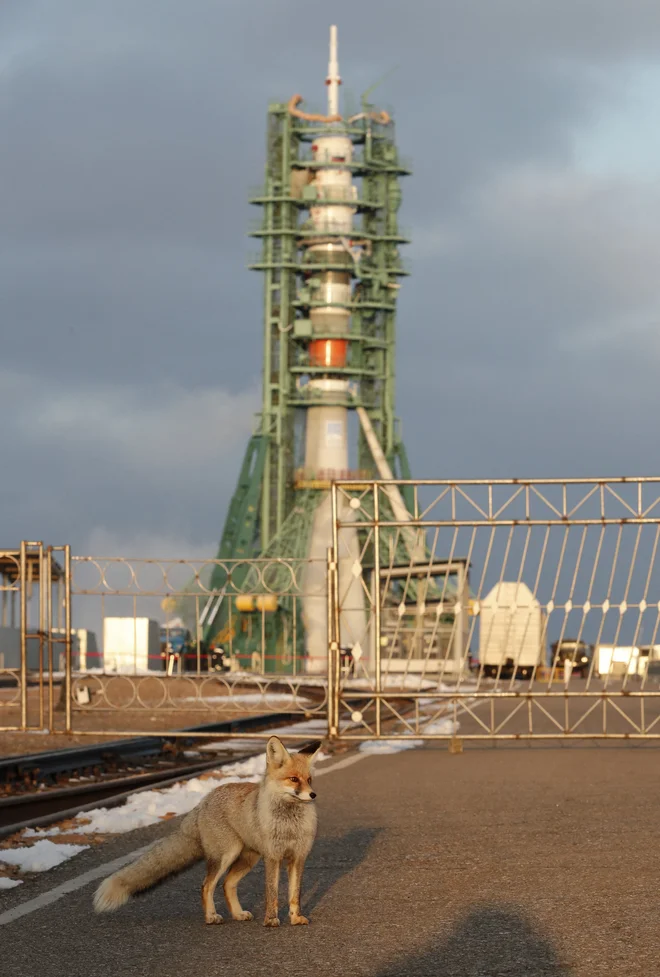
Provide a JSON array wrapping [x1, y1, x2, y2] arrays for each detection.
[[297, 740, 323, 763], [266, 736, 290, 768]]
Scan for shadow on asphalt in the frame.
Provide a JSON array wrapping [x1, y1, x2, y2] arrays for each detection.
[[374, 904, 572, 976], [302, 826, 381, 915]]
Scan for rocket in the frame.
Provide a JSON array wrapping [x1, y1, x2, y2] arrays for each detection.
[[300, 26, 368, 673]]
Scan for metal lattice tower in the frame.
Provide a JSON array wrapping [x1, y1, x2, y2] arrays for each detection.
[[204, 28, 413, 671]]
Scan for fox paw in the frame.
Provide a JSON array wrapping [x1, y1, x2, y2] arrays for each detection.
[[205, 913, 224, 925], [233, 911, 253, 922], [263, 916, 280, 928], [290, 914, 309, 926]]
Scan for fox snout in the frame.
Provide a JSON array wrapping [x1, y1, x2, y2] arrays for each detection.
[[285, 785, 316, 803]]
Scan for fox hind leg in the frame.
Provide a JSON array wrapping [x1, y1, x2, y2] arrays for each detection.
[[202, 847, 242, 925], [223, 848, 260, 921]]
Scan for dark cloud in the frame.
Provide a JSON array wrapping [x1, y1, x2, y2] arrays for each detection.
[[2, 0, 660, 555]]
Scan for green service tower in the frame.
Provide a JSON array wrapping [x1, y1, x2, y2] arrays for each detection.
[[202, 26, 412, 673]]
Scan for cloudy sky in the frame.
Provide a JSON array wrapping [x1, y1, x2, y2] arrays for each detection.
[[3, 0, 660, 561]]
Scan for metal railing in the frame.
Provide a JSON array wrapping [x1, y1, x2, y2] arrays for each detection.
[[64, 555, 329, 736], [0, 543, 71, 733], [1, 552, 329, 738], [328, 478, 660, 741], [6, 478, 660, 746]]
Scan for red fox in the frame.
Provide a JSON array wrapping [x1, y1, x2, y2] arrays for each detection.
[[93, 736, 322, 927]]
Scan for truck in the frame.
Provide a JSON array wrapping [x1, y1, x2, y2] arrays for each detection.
[[479, 582, 546, 679], [160, 619, 229, 674], [550, 639, 593, 677], [160, 620, 193, 673]]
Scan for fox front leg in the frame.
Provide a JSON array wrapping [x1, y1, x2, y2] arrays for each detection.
[[287, 856, 309, 925], [263, 857, 281, 927]]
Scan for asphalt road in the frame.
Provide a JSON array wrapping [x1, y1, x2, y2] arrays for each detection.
[[1, 743, 658, 977]]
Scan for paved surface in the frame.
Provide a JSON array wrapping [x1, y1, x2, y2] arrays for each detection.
[[1, 743, 658, 976]]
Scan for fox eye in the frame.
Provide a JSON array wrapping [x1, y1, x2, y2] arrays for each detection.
[[289, 776, 299, 784]]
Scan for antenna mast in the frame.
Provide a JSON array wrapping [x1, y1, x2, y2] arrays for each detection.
[[326, 25, 341, 117]]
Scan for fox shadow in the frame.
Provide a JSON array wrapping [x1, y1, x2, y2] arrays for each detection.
[[375, 904, 572, 977], [301, 826, 381, 914]]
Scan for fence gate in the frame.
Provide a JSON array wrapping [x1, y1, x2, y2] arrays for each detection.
[[329, 478, 660, 742], [0, 542, 72, 733]]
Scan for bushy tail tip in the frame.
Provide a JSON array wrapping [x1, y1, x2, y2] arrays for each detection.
[[94, 875, 130, 913]]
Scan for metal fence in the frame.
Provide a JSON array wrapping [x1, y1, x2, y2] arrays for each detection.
[[66, 554, 327, 737], [0, 549, 327, 738], [328, 478, 660, 741], [4, 480, 660, 744]]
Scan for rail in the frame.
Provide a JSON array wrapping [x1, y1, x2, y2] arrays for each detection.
[[0, 712, 321, 838]]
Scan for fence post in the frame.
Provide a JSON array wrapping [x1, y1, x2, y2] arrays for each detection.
[[328, 484, 341, 740], [19, 541, 28, 730], [64, 545, 72, 734], [327, 547, 337, 739], [46, 547, 54, 731], [373, 483, 381, 738]]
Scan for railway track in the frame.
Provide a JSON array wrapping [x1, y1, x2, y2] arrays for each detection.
[[0, 689, 428, 839], [0, 712, 304, 791], [0, 712, 319, 837]]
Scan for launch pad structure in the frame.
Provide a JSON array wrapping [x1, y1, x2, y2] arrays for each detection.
[[192, 28, 463, 674]]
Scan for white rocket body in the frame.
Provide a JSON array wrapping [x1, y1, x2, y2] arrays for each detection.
[[301, 29, 367, 673]]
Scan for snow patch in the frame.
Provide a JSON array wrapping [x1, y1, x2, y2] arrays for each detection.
[[356, 718, 460, 750], [197, 718, 327, 753], [183, 693, 311, 706], [69, 764, 263, 836], [0, 840, 88, 873], [422, 718, 460, 735], [25, 751, 269, 840], [0, 877, 23, 889], [358, 739, 424, 754], [347, 676, 438, 691]]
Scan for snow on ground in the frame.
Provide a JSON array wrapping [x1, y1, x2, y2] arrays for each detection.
[[197, 718, 328, 752], [0, 877, 23, 889], [182, 693, 311, 706], [24, 756, 265, 840], [357, 715, 461, 751], [21, 740, 330, 845], [220, 672, 476, 692], [347, 676, 438, 690], [421, 718, 460, 735], [0, 840, 88, 873], [358, 739, 424, 754], [222, 670, 316, 685]]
